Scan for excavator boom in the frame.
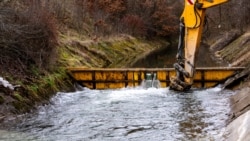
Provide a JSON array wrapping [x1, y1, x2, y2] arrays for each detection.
[[170, 0, 229, 91]]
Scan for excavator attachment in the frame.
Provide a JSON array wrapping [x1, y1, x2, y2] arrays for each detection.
[[170, 0, 229, 91]]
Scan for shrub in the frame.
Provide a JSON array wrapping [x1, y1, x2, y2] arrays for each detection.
[[0, 5, 58, 75]]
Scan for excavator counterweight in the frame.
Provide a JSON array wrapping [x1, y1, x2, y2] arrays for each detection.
[[170, 0, 229, 91]]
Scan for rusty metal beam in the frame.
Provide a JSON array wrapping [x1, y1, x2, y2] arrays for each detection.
[[67, 67, 245, 89]]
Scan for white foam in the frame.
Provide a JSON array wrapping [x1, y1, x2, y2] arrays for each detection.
[[0, 77, 14, 90], [206, 86, 222, 93]]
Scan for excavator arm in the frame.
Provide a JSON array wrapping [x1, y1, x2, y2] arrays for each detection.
[[170, 0, 229, 91]]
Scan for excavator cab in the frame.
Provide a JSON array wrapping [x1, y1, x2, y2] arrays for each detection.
[[170, 0, 229, 91]]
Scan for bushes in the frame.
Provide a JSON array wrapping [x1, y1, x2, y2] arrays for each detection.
[[120, 14, 146, 36], [0, 4, 58, 75], [0, 0, 182, 76], [68, 0, 180, 38]]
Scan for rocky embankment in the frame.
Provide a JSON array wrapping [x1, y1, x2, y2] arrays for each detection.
[[210, 30, 250, 140]]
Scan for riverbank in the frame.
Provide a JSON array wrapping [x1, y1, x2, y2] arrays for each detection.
[[0, 32, 168, 122], [1, 0, 173, 123], [224, 78, 250, 141], [209, 30, 250, 140]]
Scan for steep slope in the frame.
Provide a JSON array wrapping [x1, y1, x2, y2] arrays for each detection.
[[58, 33, 169, 68], [210, 30, 250, 140], [215, 32, 250, 67]]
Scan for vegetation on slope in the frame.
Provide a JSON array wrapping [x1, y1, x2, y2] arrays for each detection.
[[216, 32, 250, 67], [0, 0, 171, 115]]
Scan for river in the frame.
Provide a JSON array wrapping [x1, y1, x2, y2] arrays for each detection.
[[131, 43, 227, 68], [0, 86, 233, 141]]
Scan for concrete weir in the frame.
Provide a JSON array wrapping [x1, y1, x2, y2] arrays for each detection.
[[67, 67, 245, 89], [226, 110, 250, 141]]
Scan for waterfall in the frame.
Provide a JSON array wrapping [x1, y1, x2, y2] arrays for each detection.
[[141, 73, 161, 89]]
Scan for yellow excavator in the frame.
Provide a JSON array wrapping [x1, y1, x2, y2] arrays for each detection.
[[170, 0, 229, 91]]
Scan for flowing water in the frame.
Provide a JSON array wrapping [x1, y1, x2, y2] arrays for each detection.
[[0, 87, 233, 141]]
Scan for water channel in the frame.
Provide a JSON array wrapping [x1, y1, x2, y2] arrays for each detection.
[[1, 86, 234, 141]]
